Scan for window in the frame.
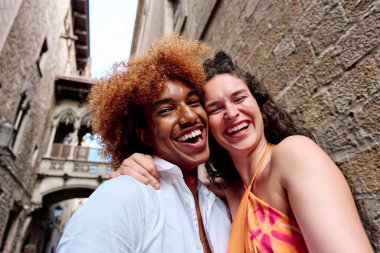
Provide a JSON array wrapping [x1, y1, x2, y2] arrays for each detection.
[[9, 91, 30, 150], [31, 146, 39, 167], [169, 0, 187, 33], [36, 38, 48, 77]]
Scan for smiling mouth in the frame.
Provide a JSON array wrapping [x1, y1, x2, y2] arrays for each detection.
[[226, 122, 249, 135], [176, 129, 203, 143]]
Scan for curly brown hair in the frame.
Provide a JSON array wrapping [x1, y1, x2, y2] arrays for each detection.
[[89, 35, 211, 169], [203, 50, 314, 182]]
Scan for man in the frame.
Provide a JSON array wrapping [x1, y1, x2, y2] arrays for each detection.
[[57, 35, 231, 253]]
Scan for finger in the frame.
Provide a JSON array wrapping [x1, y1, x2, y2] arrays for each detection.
[[129, 169, 160, 190], [117, 154, 160, 188], [108, 171, 121, 179], [126, 164, 160, 189], [127, 169, 149, 185], [145, 173, 160, 190], [200, 178, 211, 187], [133, 154, 161, 182]]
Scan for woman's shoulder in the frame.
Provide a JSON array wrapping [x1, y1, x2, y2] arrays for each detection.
[[272, 135, 339, 183], [272, 135, 318, 159], [271, 135, 331, 177]]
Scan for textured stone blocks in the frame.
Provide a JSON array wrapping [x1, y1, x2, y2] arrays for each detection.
[[195, 0, 380, 248]]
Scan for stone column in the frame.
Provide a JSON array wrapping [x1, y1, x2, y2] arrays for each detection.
[[45, 121, 58, 157], [68, 119, 80, 159]]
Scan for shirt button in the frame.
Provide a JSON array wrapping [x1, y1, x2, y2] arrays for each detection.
[[196, 242, 202, 249]]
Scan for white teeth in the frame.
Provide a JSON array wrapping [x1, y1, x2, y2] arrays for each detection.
[[227, 122, 248, 134], [177, 129, 202, 142]]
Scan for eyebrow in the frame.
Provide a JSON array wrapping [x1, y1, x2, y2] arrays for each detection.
[[187, 90, 198, 98], [152, 89, 199, 108], [153, 98, 172, 108], [205, 89, 247, 108]]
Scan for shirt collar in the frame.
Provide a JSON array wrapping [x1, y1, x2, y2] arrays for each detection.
[[153, 155, 183, 178]]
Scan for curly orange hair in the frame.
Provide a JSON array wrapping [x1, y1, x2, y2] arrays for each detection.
[[89, 35, 211, 169]]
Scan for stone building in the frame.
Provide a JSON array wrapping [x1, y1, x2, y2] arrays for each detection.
[[0, 0, 109, 252], [132, 0, 380, 250]]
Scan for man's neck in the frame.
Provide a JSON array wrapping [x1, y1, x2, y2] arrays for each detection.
[[183, 168, 198, 195]]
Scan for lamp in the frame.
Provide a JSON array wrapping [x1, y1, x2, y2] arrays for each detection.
[[53, 205, 62, 220], [0, 122, 13, 146]]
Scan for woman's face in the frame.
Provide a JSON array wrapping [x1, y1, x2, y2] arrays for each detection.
[[204, 73, 265, 155]]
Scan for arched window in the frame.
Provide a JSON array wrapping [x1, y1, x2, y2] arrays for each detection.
[[50, 110, 76, 158]]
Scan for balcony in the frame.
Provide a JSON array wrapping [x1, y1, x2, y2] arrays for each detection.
[[50, 143, 107, 162], [37, 143, 111, 180]]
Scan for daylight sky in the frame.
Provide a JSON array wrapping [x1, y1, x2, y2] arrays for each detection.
[[89, 0, 138, 79]]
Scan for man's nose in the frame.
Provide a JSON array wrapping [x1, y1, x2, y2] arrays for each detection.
[[224, 104, 239, 120], [179, 105, 198, 126]]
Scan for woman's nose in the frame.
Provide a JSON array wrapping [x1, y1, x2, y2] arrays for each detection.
[[224, 104, 239, 120]]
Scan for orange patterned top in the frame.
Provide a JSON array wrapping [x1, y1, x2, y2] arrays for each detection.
[[228, 144, 308, 253]]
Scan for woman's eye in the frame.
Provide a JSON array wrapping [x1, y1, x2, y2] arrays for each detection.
[[234, 96, 246, 103], [207, 107, 221, 115]]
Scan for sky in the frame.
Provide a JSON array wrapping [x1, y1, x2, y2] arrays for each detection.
[[89, 0, 138, 79]]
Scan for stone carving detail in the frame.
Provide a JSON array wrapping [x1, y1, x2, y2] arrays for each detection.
[[50, 162, 63, 171], [59, 109, 76, 125], [73, 162, 98, 173], [81, 114, 92, 128]]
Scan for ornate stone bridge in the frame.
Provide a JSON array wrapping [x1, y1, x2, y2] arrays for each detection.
[[32, 147, 111, 208]]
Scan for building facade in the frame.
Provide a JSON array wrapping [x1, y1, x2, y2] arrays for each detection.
[[132, 0, 380, 250], [0, 0, 109, 252]]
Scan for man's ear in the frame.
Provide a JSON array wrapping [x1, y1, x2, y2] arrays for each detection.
[[136, 128, 152, 146]]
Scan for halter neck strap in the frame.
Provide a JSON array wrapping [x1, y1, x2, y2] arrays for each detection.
[[249, 143, 271, 187]]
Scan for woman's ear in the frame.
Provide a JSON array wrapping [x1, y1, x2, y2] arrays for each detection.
[[136, 128, 152, 146]]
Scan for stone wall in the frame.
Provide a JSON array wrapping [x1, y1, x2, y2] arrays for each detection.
[[0, 0, 76, 251], [187, 0, 380, 249]]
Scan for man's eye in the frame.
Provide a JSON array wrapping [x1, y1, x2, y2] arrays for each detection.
[[188, 98, 200, 106], [157, 107, 173, 115]]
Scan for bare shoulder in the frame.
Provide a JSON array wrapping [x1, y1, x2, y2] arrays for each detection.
[[273, 135, 318, 152], [272, 135, 326, 165], [271, 135, 338, 186], [270, 139, 373, 252]]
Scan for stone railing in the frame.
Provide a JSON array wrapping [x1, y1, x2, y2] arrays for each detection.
[[32, 146, 112, 206], [37, 156, 112, 178]]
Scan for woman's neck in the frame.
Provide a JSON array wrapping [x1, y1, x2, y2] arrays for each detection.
[[230, 140, 269, 186]]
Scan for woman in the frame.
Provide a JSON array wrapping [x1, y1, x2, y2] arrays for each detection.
[[115, 50, 373, 252]]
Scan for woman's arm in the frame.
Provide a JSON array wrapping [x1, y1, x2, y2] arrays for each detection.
[[274, 135, 373, 253], [114, 154, 244, 214], [112, 153, 161, 189]]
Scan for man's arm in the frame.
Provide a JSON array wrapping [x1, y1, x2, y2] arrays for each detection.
[[57, 176, 146, 253]]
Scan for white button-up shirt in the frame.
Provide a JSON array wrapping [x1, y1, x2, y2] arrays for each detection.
[[57, 157, 231, 253]]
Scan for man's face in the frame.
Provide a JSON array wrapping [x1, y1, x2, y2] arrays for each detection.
[[141, 80, 209, 171]]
